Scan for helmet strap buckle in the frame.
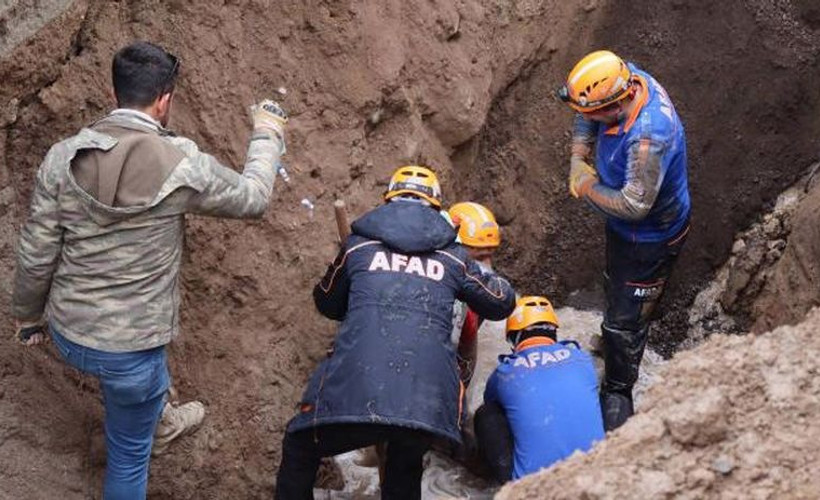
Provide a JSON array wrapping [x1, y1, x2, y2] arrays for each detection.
[[507, 330, 522, 349]]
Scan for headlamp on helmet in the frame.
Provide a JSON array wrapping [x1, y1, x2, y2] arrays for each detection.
[[559, 50, 633, 113]]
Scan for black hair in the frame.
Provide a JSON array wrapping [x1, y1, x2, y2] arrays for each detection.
[[112, 41, 179, 108]]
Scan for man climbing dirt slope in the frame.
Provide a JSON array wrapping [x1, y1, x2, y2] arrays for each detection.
[[11, 41, 287, 499]]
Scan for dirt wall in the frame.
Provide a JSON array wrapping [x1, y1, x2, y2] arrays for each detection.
[[750, 174, 820, 332], [460, 0, 820, 354], [0, 1, 579, 497], [3, 0, 820, 498]]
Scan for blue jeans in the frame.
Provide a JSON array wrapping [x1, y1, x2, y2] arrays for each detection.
[[51, 327, 170, 500]]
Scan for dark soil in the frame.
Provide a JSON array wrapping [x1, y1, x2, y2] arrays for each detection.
[[460, 0, 820, 354]]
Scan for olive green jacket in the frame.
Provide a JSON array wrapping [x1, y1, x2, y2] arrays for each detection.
[[12, 109, 281, 352]]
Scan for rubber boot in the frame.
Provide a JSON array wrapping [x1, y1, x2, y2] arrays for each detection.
[[600, 387, 634, 432], [600, 324, 648, 431]]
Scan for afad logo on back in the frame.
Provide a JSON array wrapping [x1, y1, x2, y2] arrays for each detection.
[[367, 251, 445, 281], [513, 348, 572, 369]]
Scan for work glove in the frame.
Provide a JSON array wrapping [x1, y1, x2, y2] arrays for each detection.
[[569, 157, 598, 198], [251, 99, 288, 141], [14, 319, 47, 346]]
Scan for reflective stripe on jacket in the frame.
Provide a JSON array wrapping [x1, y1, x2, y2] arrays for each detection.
[[573, 64, 690, 243]]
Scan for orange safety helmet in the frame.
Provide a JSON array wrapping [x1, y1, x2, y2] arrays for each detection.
[[506, 296, 560, 335], [448, 202, 501, 248], [384, 165, 442, 208], [558, 50, 633, 113]]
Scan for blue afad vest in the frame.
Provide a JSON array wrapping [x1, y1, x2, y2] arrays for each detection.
[[484, 339, 605, 479], [596, 64, 690, 243]]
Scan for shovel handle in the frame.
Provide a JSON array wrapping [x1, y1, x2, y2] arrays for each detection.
[[334, 199, 351, 243]]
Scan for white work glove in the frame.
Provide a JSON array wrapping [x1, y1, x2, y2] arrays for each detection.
[[251, 99, 288, 140], [14, 319, 47, 346]]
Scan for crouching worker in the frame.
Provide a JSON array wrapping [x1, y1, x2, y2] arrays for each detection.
[[447, 202, 502, 388], [474, 297, 604, 482], [275, 166, 516, 499]]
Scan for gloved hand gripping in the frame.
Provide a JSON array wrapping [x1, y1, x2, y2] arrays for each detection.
[[251, 99, 288, 140]]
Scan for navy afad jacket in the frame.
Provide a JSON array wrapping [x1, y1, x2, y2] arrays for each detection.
[[288, 200, 516, 442]]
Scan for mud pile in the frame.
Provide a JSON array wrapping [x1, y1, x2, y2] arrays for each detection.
[[686, 178, 806, 344], [749, 171, 820, 333], [499, 307, 820, 499]]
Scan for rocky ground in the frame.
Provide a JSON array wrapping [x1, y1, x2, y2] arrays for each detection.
[[3, 0, 820, 498]]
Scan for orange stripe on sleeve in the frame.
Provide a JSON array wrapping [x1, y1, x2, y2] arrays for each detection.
[[318, 241, 380, 293]]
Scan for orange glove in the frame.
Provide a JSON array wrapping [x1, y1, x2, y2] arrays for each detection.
[[569, 158, 598, 198]]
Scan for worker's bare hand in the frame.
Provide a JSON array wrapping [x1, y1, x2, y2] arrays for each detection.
[[14, 320, 47, 346]]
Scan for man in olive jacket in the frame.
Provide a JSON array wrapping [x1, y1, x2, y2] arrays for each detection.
[[12, 41, 287, 499]]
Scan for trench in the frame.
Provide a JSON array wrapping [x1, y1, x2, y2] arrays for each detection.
[[319, 177, 805, 497], [316, 161, 818, 497], [316, 306, 666, 498]]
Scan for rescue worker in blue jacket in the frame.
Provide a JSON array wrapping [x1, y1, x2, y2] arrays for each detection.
[[558, 50, 690, 430], [275, 165, 516, 500], [474, 296, 604, 481]]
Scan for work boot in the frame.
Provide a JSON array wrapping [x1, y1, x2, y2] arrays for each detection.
[[600, 390, 633, 432], [152, 400, 206, 456]]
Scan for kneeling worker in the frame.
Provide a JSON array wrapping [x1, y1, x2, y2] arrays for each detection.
[[474, 296, 604, 482]]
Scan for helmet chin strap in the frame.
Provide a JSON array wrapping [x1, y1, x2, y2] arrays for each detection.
[[508, 331, 523, 349]]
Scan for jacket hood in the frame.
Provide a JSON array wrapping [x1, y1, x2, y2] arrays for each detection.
[[351, 200, 456, 253], [63, 132, 157, 226], [63, 111, 185, 226]]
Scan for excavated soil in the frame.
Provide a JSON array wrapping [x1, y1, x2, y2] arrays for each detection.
[[749, 173, 820, 333], [499, 308, 820, 500], [3, 0, 820, 499]]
